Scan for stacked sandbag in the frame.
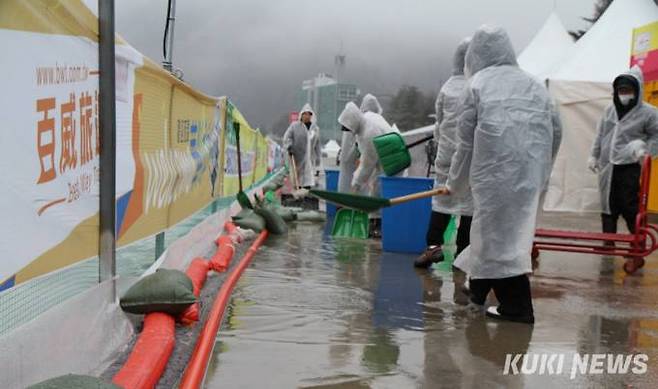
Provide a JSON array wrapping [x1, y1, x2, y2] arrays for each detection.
[[262, 169, 288, 193], [275, 206, 299, 222], [232, 209, 266, 232], [295, 210, 327, 222], [254, 203, 288, 235], [120, 269, 196, 315]]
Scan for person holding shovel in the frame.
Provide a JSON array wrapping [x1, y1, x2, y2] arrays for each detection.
[[338, 93, 385, 194], [338, 100, 396, 238], [446, 26, 562, 324], [415, 38, 473, 269], [283, 103, 322, 189]]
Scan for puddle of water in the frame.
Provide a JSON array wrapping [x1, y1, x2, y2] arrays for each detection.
[[204, 217, 658, 388]]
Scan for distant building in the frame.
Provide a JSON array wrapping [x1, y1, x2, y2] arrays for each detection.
[[295, 73, 359, 144]]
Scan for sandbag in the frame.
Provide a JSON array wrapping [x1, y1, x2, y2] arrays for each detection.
[[275, 207, 298, 222], [295, 210, 327, 222], [232, 208, 255, 220], [120, 269, 196, 315], [28, 374, 120, 389], [262, 182, 279, 193], [233, 213, 266, 232], [254, 205, 288, 235]]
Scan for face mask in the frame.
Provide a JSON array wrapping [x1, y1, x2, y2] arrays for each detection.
[[618, 94, 635, 106]]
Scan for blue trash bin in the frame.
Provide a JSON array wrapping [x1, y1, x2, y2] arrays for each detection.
[[324, 169, 339, 218], [381, 176, 434, 253]]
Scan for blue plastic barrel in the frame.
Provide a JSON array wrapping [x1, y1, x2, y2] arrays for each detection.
[[380, 176, 434, 253], [324, 169, 339, 218]]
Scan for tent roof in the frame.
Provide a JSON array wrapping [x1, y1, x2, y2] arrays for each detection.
[[550, 0, 658, 83], [517, 12, 574, 80], [323, 139, 340, 151]]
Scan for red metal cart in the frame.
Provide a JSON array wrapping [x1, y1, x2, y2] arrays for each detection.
[[532, 156, 658, 274]]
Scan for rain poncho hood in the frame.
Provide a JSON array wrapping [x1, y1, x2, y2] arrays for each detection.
[[283, 103, 322, 187], [613, 67, 642, 120], [465, 26, 517, 78], [299, 103, 317, 124], [452, 38, 471, 76], [447, 25, 562, 279], [590, 66, 658, 214], [360, 93, 384, 114], [433, 38, 473, 216], [338, 102, 364, 135]]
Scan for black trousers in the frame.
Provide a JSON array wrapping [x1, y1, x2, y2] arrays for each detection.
[[470, 274, 534, 317], [602, 163, 640, 234], [425, 211, 472, 255]]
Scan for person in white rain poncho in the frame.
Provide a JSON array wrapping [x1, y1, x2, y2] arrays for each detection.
[[337, 94, 384, 194], [415, 38, 473, 269], [338, 100, 395, 238], [283, 103, 322, 188], [588, 66, 658, 240], [446, 26, 562, 324]]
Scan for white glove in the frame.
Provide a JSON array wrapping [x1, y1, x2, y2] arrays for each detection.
[[587, 157, 599, 173], [634, 148, 649, 162], [628, 140, 648, 162]]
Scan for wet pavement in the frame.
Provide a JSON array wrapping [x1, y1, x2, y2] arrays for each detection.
[[204, 214, 658, 388]]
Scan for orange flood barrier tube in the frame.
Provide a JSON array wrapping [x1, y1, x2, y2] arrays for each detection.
[[112, 312, 176, 389], [210, 222, 239, 272], [209, 236, 235, 272], [179, 258, 211, 325], [221, 221, 240, 242], [179, 230, 269, 389]]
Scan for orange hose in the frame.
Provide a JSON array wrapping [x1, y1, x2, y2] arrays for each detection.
[[179, 230, 269, 389]]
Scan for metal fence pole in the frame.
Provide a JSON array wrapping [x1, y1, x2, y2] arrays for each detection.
[[98, 0, 117, 295]]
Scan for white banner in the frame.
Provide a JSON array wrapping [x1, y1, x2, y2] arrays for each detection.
[[0, 29, 142, 283]]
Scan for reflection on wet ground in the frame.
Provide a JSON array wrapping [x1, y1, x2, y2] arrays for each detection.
[[205, 214, 658, 388]]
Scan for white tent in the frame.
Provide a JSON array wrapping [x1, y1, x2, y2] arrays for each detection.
[[322, 139, 340, 159], [517, 12, 575, 80], [544, 0, 658, 213]]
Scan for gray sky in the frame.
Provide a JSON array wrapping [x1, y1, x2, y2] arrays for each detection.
[[116, 0, 595, 132]]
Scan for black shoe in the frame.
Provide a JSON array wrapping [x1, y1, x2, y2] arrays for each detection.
[[485, 306, 534, 324], [369, 219, 382, 239], [414, 246, 444, 268], [369, 228, 382, 239]]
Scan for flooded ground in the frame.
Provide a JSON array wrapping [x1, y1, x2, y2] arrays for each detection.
[[204, 213, 658, 388]]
